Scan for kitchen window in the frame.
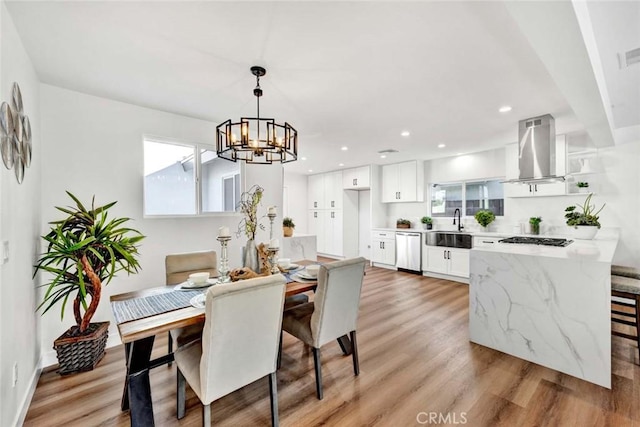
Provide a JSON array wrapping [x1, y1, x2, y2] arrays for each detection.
[[143, 137, 241, 216], [430, 180, 503, 217]]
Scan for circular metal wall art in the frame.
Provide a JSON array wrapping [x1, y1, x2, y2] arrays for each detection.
[[11, 82, 23, 113], [14, 152, 24, 184], [1, 134, 14, 169], [1, 82, 31, 183], [0, 102, 13, 136], [22, 116, 31, 167]]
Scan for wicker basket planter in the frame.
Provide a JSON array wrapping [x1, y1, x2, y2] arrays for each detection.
[[54, 321, 109, 375]]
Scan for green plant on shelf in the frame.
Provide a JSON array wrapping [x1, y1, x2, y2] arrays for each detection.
[[565, 193, 605, 228], [576, 182, 589, 188], [420, 216, 433, 224]]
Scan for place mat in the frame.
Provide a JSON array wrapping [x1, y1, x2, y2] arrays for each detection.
[[111, 290, 202, 324]]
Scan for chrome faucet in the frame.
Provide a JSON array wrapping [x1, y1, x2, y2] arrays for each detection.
[[453, 208, 464, 232]]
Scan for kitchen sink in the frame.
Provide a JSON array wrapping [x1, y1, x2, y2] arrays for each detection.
[[425, 232, 473, 249]]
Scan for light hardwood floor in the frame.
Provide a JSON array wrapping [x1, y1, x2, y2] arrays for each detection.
[[24, 264, 640, 426]]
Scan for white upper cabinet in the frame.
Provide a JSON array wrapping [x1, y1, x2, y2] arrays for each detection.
[[308, 171, 343, 209], [504, 135, 566, 198], [308, 174, 325, 209], [342, 166, 370, 189], [381, 160, 424, 203]]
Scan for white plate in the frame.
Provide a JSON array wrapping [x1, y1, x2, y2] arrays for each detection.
[[190, 293, 205, 309], [292, 272, 317, 281], [180, 278, 217, 289], [282, 263, 300, 271]]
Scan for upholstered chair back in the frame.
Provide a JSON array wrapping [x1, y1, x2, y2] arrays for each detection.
[[199, 274, 286, 403], [310, 257, 367, 347], [165, 250, 218, 285]]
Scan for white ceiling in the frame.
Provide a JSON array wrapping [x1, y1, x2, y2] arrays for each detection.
[[5, 1, 638, 175]]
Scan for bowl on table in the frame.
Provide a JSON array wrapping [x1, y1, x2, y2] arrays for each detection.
[[304, 264, 320, 278], [187, 272, 210, 287], [278, 258, 291, 269]]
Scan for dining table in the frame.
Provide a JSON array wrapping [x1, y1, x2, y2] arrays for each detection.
[[111, 267, 318, 427]]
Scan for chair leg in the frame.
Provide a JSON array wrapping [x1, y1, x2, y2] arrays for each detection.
[[635, 296, 640, 360], [277, 330, 283, 370], [350, 330, 360, 376], [312, 347, 323, 400], [269, 372, 279, 427], [168, 331, 173, 366], [203, 403, 211, 427], [177, 368, 186, 419]]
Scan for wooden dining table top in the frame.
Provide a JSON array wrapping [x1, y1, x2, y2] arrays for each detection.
[[111, 262, 317, 344]]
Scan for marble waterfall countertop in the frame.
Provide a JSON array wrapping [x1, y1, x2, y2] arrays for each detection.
[[469, 234, 619, 388]]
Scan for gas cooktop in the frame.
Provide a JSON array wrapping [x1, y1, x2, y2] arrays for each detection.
[[498, 236, 573, 247]]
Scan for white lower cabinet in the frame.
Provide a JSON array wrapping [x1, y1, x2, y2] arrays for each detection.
[[371, 230, 396, 266], [423, 247, 469, 278]]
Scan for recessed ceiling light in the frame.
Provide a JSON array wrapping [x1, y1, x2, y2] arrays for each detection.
[[308, 169, 313, 172], [438, 143, 446, 148], [380, 155, 387, 159], [339, 163, 344, 166], [401, 131, 411, 137], [499, 106, 512, 113], [301, 157, 307, 161], [456, 153, 463, 156], [341, 146, 348, 151]]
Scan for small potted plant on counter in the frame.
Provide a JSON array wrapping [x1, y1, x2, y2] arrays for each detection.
[[421, 216, 433, 230], [283, 217, 295, 237], [576, 182, 589, 193], [396, 218, 411, 229], [474, 210, 495, 232], [529, 217, 542, 235], [564, 193, 605, 240]]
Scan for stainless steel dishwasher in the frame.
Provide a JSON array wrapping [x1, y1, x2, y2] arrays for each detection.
[[395, 232, 422, 273]]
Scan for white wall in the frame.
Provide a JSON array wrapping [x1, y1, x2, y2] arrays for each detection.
[[0, 3, 41, 426], [283, 170, 308, 234], [38, 84, 283, 369]]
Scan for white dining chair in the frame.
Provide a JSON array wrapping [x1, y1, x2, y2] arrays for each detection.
[[174, 274, 286, 426], [280, 257, 366, 399], [165, 250, 218, 356]]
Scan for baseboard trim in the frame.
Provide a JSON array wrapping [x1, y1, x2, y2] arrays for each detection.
[[422, 271, 469, 284], [13, 354, 42, 427]]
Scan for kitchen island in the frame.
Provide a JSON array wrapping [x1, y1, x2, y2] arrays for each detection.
[[469, 232, 618, 388]]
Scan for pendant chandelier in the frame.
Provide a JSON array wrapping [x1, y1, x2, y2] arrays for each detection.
[[216, 66, 298, 164]]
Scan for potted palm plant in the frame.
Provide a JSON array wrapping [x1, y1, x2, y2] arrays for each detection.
[[34, 192, 144, 374], [564, 193, 605, 240]]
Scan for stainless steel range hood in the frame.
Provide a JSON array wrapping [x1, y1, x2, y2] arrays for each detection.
[[503, 114, 565, 185]]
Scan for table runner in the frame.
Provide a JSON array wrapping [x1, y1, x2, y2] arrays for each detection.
[[111, 289, 202, 324]]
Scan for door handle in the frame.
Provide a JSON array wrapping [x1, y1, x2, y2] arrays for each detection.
[[314, 201, 317, 207], [331, 201, 335, 207], [331, 211, 334, 218], [353, 178, 357, 186], [443, 250, 446, 260], [314, 212, 317, 218], [382, 242, 385, 249], [448, 250, 451, 259], [534, 185, 538, 193]]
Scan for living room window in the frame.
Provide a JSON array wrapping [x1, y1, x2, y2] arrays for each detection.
[[430, 179, 503, 217], [143, 137, 241, 216]]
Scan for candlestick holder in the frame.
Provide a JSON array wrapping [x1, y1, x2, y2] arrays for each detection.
[[267, 246, 280, 275], [267, 212, 277, 240], [216, 236, 231, 283]]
